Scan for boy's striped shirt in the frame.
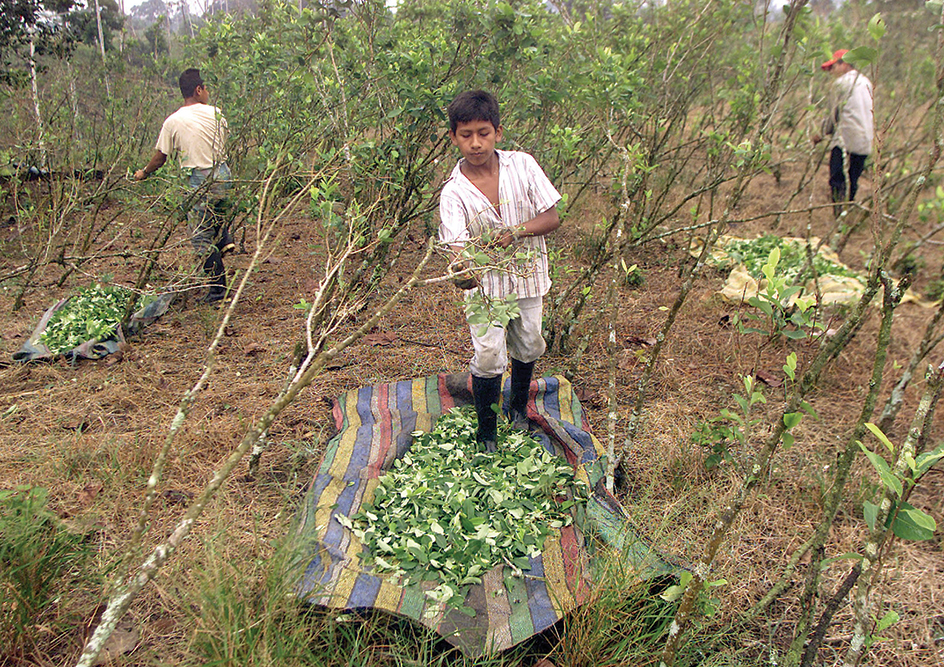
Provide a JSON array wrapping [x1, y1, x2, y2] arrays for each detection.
[[439, 149, 561, 300]]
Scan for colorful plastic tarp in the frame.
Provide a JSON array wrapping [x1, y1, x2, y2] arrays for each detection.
[[294, 373, 677, 656]]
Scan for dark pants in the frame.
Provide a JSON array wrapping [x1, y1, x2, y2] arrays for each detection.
[[188, 164, 232, 296], [187, 164, 233, 256], [829, 147, 867, 203]]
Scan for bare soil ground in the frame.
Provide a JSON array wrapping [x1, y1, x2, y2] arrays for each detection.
[[0, 161, 942, 665]]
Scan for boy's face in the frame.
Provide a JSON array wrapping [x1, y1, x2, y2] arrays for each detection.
[[449, 120, 502, 167], [195, 84, 210, 104]]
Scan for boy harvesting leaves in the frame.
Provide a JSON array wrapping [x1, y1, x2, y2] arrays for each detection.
[[135, 68, 234, 304], [438, 90, 561, 451]]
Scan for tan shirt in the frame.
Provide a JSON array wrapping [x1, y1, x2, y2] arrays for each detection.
[[155, 103, 228, 170]]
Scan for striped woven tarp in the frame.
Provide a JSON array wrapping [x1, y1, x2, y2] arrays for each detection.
[[294, 373, 676, 656]]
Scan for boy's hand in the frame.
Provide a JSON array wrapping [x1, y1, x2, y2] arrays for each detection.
[[496, 229, 515, 248], [133, 169, 148, 181], [448, 248, 479, 290]]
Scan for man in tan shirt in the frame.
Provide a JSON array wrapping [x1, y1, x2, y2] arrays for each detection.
[[135, 68, 233, 304]]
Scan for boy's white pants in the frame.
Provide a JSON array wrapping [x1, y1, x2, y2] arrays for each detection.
[[468, 296, 546, 378]]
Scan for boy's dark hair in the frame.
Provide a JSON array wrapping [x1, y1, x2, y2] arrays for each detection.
[[447, 90, 500, 133], [178, 68, 203, 99]]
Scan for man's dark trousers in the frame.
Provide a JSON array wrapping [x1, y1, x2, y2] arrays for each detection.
[[829, 146, 867, 203]]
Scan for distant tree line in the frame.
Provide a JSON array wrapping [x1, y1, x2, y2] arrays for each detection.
[[0, 0, 126, 85]]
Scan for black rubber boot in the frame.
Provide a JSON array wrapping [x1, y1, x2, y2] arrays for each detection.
[[201, 250, 226, 303], [216, 227, 235, 256], [509, 358, 534, 428], [472, 374, 502, 451]]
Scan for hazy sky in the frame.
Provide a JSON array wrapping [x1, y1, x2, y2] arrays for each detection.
[[122, 0, 207, 12]]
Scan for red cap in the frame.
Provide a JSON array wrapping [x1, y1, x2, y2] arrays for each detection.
[[821, 49, 848, 70]]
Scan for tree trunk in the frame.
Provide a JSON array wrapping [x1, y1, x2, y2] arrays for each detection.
[[93, 0, 111, 96], [28, 29, 47, 168]]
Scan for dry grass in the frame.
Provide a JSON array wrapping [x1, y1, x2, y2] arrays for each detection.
[[0, 157, 942, 666]]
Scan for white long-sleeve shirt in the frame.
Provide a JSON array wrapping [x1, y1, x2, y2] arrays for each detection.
[[826, 69, 874, 156]]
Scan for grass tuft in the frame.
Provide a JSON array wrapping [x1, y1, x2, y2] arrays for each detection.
[[551, 551, 677, 667], [0, 485, 93, 661]]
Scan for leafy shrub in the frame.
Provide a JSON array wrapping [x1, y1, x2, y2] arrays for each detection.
[[691, 375, 767, 472], [691, 418, 738, 470], [734, 249, 825, 341], [622, 262, 645, 289]]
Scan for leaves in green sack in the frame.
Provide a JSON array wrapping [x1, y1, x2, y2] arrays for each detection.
[[715, 234, 861, 284]]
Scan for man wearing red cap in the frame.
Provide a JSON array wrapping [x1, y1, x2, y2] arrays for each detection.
[[813, 49, 874, 212]]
